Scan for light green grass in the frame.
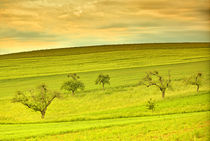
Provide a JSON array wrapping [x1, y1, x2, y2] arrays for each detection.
[[0, 46, 209, 98], [0, 111, 209, 141], [26, 111, 210, 141], [0, 89, 209, 123], [0, 43, 209, 140]]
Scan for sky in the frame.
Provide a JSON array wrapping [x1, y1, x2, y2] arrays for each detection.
[[0, 0, 209, 54]]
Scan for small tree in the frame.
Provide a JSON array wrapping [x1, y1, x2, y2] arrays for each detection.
[[61, 80, 85, 95], [140, 71, 171, 98], [95, 74, 110, 90], [12, 84, 60, 119], [67, 73, 80, 80], [62, 73, 84, 95], [146, 98, 156, 111], [185, 73, 202, 92]]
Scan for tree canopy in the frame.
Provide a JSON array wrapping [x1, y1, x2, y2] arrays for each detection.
[[95, 74, 110, 90], [140, 71, 171, 98], [67, 73, 80, 80], [61, 80, 85, 95], [12, 84, 60, 119], [185, 73, 202, 92]]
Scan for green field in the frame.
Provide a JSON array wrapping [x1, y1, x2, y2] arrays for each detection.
[[0, 43, 209, 140]]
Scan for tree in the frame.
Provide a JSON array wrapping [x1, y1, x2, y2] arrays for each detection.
[[67, 73, 80, 80], [95, 74, 110, 90], [12, 84, 60, 119], [61, 73, 85, 95], [140, 71, 171, 98], [61, 80, 85, 95], [185, 73, 202, 92], [146, 98, 156, 111]]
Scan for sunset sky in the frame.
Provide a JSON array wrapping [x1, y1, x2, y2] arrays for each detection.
[[0, 0, 209, 54]]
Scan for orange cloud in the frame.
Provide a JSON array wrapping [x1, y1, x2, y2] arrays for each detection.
[[0, 0, 209, 54]]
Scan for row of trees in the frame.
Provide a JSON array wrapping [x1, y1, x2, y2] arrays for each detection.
[[143, 71, 202, 111], [140, 71, 202, 98], [12, 72, 202, 118], [12, 73, 110, 118], [61, 73, 110, 95]]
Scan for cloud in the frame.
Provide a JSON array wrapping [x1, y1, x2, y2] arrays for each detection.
[[0, 0, 209, 54], [0, 28, 63, 41]]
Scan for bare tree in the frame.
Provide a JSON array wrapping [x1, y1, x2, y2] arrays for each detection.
[[185, 73, 202, 92], [12, 84, 60, 119], [95, 74, 110, 90], [140, 71, 171, 98]]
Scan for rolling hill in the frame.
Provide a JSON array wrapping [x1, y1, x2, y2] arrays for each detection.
[[0, 43, 209, 140]]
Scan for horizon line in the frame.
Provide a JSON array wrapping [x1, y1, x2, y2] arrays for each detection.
[[1, 41, 209, 56]]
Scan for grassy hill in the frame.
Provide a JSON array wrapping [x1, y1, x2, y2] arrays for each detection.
[[0, 43, 209, 140]]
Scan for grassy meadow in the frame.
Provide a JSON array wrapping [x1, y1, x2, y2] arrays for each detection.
[[0, 43, 209, 140]]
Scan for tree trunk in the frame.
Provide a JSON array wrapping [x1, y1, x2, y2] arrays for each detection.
[[40, 95, 56, 119], [196, 84, 200, 92], [41, 110, 46, 119], [72, 90, 75, 95], [161, 89, 166, 98]]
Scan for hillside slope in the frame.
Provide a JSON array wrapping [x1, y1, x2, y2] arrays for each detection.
[[0, 43, 209, 140]]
